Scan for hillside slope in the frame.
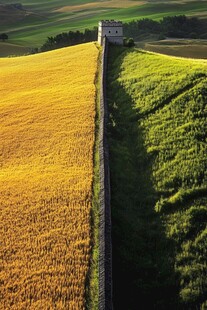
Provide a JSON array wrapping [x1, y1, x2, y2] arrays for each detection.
[[1, 0, 207, 49], [0, 43, 98, 309], [107, 48, 207, 309], [0, 42, 30, 57]]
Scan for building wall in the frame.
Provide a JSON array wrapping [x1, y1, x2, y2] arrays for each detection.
[[99, 37, 113, 310], [98, 21, 123, 45]]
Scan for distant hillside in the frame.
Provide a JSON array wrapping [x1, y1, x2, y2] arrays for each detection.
[[138, 39, 207, 59], [0, 41, 30, 56], [1, 0, 207, 49], [0, 3, 25, 25], [0, 43, 99, 309], [108, 47, 207, 309], [0, 3, 44, 26]]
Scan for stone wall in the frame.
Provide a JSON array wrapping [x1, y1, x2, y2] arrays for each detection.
[[98, 20, 123, 45], [99, 37, 113, 310]]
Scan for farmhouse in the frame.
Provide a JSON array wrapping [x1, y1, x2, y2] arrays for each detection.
[[98, 20, 123, 45]]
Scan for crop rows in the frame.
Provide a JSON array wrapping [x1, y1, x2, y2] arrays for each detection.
[[0, 43, 98, 309]]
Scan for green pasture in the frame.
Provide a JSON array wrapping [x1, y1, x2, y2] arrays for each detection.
[[1, 0, 207, 49], [107, 47, 207, 309], [0, 0, 98, 11]]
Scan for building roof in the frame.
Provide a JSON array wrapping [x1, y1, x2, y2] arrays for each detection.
[[99, 20, 123, 27]]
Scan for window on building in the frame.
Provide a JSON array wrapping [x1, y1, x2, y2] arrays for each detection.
[[116, 31, 118, 33]]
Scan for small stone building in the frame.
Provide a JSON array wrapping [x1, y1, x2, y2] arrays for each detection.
[[98, 20, 123, 45]]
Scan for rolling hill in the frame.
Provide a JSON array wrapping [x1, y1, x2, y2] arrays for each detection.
[[137, 39, 207, 60], [0, 42, 99, 309], [0, 3, 44, 26], [1, 0, 207, 51], [1, 7, 207, 307], [0, 42, 30, 57], [107, 47, 207, 309]]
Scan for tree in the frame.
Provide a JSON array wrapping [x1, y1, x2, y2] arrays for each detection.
[[40, 28, 98, 52], [124, 37, 135, 47], [0, 33, 8, 42]]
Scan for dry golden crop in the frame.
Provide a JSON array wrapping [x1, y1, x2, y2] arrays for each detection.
[[0, 43, 98, 310]]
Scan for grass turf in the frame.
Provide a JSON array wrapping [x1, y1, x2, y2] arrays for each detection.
[[107, 46, 207, 309]]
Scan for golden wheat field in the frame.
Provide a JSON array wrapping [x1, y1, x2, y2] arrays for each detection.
[[0, 43, 98, 310]]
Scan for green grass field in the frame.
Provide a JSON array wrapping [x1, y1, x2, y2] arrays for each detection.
[[1, 0, 207, 51], [107, 47, 207, 309]]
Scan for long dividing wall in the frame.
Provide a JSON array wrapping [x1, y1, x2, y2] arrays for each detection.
[[99, 38, 113, 310]]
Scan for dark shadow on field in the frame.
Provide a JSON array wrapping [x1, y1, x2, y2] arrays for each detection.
[[107, 47, 180, 310]]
